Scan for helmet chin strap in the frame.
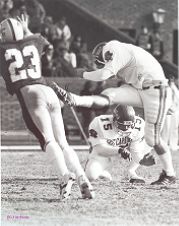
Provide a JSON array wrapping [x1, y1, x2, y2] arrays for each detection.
[[117, 130, 132, 137]]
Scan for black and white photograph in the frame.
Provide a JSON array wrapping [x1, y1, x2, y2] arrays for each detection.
[[0, 0, 179, 225]]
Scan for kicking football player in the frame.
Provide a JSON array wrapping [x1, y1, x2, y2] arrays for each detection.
[[85, 105, 155, 183], [52, 40, 176, 185], [0, 15, 94, 199]]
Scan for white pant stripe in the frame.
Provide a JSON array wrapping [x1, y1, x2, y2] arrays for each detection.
[[154, 87, 167, 145]]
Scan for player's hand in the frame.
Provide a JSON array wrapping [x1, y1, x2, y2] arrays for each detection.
[[139, 153, 156, 166], [17, 14, 29, 29], [118, 148, 132, 161], [16, 14, 32, 36]]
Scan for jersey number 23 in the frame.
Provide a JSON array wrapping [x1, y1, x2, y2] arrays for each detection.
[[5, 45, 41, 82]]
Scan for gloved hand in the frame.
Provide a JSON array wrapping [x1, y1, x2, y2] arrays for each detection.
[[118, 148, 132, 161]]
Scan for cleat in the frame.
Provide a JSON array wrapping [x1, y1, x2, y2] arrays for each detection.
[[151, 170, 176, 185], [129, 178, 145, 184], [51, 82, 76, 106], [60, 173, 76, 199], [78, 175, 95, 199]]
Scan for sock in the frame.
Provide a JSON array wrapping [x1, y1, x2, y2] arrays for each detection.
[[45, 141, 69, 177], [159, 152, 176, 176], [155, 139, 176, 177], [73, 94, 94, 107], [128, 161, 141, 178], [73, 94, 109, 108], [63, 146, 86, 178]]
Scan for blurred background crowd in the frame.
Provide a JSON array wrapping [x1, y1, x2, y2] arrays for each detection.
[[1, 0, 175, 78], [0, 0, 95, 78]]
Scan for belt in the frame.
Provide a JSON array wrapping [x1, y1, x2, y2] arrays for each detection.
[[142, 80, 169, 90], [143, 85, 161, 90]]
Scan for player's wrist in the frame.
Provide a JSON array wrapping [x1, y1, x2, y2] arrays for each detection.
[[118, 148, 123, 154], [119, 148, 132, 161]]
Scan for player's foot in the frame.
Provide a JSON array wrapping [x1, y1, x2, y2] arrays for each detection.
[[129, 171, 145, 184], [60, 172, 76, 199], [51, 82, 76, 106], [151, 170, 176, 185], [78, 175, 95, 199], [129, 178, 145, 184]]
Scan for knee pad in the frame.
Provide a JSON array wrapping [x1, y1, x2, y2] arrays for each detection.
[[85, 165, 100, 181], [85, 158, 103, 181]]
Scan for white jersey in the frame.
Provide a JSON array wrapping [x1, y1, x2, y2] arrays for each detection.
[[88, 115, 145, 148], [83, 40, 167, 89]]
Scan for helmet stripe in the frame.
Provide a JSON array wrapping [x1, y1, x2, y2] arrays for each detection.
[[7, 19, 16, 41]]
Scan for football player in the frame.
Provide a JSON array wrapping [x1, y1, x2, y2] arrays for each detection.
[[85, 105, 155, 183], [52, 40, 176, 185], [0, 15, 94, 199]]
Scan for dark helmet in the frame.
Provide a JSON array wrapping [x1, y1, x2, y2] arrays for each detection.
[[113, 105, 135, 136], [92, 42, 107, 66]]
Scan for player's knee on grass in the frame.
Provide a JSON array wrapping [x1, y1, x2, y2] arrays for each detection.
[[85, 160, 104, 181]]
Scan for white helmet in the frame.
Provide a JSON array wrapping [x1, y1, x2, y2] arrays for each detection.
[[0, 18, 24, 42], [92, 42, 106, 66]]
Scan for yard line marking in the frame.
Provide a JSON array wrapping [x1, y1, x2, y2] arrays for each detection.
[[0, 145, 89, 151]]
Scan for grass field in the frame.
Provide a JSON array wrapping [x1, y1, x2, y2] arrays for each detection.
[[1, 148, 179, 226]]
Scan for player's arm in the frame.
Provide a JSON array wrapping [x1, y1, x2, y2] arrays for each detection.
[[92, 141, 131, 161], [88, 117, 117, 156], [83, 68, 114, 81], [78, 42, 132, 81], [18, 14, 53, 56], [74, 67, 114, 81], [92, 140, 120, 157], [88, 118, 131, 160], [41, 37, 53, 55]]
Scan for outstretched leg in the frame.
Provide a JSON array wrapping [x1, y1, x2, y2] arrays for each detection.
[[52, 82, 143, 109]]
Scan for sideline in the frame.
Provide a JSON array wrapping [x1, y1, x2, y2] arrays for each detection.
[[0, 145, 89, 151]]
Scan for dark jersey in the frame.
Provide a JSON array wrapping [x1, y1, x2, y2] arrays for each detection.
[[0, 34, 48, 95]]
